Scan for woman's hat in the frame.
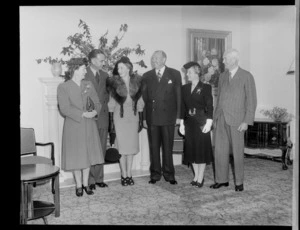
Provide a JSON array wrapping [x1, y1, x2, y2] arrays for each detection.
[[183, 61, 201, 70]]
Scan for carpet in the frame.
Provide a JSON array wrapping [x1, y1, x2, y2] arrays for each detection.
[[27, 157, 293, 225]]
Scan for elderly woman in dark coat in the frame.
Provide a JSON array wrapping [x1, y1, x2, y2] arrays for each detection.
[[57, 57, 104, 197], [179, 62, 213, 188]]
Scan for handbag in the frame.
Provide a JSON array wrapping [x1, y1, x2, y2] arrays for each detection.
[[105, 132, 121, 163], [86, 96, 98, 119], [86, 96, 95, 112]]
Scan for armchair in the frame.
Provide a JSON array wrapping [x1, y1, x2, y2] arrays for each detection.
[[20, 127, 60, 224]]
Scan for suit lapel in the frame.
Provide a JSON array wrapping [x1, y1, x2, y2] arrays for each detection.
[[191, 81, 203, 95], [98, 69, 106, 87], [85, 66, 100, 95], [150, 69, 159, 99], [86, 67, 96, 83], [156, 66, 170, 92], [229, 67, 241, 83]]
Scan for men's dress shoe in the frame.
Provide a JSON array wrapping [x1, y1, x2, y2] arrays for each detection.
[[209, 182, 229, 189], [169, 180, 177, 185], [96, 182, 108, 188], [148, 179, 157, 184], [89, 184, 96, 190], [235, 184, 244, 192]]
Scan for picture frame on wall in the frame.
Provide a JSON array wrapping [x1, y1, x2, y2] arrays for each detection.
[[186, 29, 232, 107]]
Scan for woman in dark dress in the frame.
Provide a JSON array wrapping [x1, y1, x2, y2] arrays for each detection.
[[179, 62, 213, 188]]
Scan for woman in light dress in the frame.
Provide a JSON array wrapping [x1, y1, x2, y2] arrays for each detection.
[[107, 56, 144, 186]]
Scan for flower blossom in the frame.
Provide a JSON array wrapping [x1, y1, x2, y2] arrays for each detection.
[[211, 58, 219, 67], [203, 58, 210, 66]]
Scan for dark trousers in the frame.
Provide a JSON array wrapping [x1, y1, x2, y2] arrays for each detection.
[[147, 125, 175, 181], [88, 128, 108, 185]]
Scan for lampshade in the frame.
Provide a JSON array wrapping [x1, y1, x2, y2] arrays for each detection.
[[286, 59, 295, 75]]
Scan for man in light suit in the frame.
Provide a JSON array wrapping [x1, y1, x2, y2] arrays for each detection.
[[142, 50, 182, 185], [85, 49, 109, 189], [210, 48, 257, 192]]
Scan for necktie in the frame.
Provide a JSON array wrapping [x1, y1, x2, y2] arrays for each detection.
[[157, 70, 162, 82], [229, 72, 232, 82], [95, 72, 100, 85]]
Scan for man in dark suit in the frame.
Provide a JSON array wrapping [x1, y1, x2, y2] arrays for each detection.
[[210, 48, 257, 192], [85, 49, 109, 189], [142, 50, 182, 185]]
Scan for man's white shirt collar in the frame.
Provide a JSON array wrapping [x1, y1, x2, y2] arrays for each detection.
[[156, 66, 166, 76], [90, 66, 98, 77], [229, 66, 239, 78]]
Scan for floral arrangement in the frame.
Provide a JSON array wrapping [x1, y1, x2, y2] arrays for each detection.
[[198, 48, 224, 87], [36, 19, 147, 76], [260, 106, 292, 122], [196, 88, 201, 94]]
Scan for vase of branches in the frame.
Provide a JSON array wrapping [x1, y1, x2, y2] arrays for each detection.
[[36, 19, 147, 80]]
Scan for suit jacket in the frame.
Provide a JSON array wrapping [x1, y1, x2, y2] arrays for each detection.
[[214, 67, 257, 126], [181, 81, 213, 125], [84, 66, 109, 129], [142, 66, 182, 126]]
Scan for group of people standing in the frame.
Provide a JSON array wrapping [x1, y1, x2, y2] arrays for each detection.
[[57, 47, 257, 197]]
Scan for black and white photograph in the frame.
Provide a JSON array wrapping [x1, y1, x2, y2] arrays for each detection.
[[20, 4, 299, 226]]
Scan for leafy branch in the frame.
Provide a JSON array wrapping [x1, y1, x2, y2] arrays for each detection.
[[36, 20, 147, 75]]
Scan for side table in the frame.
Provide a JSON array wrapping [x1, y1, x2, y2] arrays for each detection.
[[20, 163, 60, 224], [244, 119, 290, 170]]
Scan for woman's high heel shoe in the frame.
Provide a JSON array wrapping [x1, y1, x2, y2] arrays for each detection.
[[196, 179, 205, 188], [190, 180, 197, 186], [82, 185, 94, 195], [126, 177, 134, 186], [75, 187, 83, 197], [121, 176, 128, 186]]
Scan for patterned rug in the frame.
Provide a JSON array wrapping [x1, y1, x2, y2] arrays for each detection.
[[27, 157, 293, 225]]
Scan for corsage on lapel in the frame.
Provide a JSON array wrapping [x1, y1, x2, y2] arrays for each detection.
[[82, 81, 92, 95], [168, 79, 172, 84], [195, 87, 201, 94]]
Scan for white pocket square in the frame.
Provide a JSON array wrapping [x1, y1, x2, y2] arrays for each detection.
[[168, 80, 172, 84]]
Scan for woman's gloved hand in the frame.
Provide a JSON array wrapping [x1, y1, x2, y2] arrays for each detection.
[[202, 119, 213, 133], [108, 112, 115, 134], [138, 112, 143, 133], [179, 119, 185, 136], [82, 110, 97, 119]]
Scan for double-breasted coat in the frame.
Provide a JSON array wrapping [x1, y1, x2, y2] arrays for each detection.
[[142, 66, 182, 126], [57, 79, 104, 171], [142, 66, 182, 181]]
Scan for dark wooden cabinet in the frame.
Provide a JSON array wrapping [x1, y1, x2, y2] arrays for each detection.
[[244, 120, 290, 170]]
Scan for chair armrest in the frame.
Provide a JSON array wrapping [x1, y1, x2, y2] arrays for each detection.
[[36, 142, 55, 165]]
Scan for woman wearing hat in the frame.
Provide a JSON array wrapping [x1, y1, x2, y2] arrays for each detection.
[[107, 56, 144, 186], [179, 61, 213, 188], [57, 57, 104, 197]]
